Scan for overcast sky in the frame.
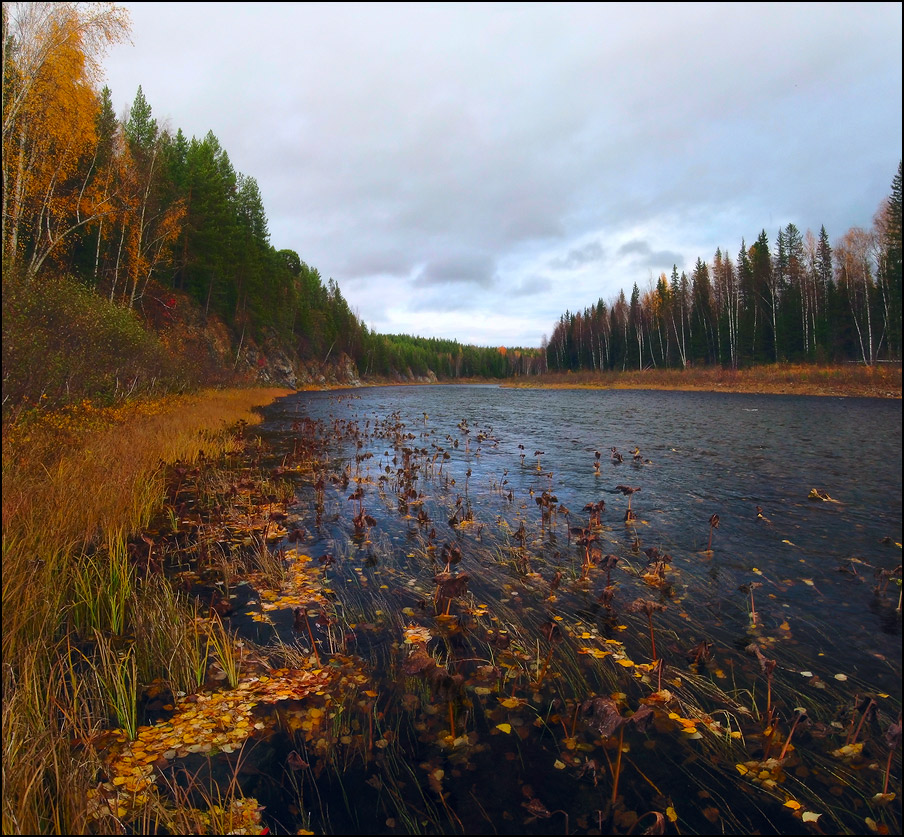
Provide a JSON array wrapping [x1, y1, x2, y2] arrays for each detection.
[[100, 2, 902, 347]]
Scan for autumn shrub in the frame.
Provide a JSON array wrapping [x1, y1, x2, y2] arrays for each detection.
[[1, 273, 197, 417]]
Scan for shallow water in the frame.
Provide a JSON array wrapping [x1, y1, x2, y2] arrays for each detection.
[[249, 384, 901, 835]]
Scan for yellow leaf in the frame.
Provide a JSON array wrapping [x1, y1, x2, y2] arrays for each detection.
[[735, 763, 749, 775], [666, 806, 678, 823], [553, 759, 566, 769], [784, 799, 802, 810], [495, 723, 512, 734]]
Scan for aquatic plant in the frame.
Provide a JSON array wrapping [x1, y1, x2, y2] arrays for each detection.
[[615, 484, 640, 522], [739, 581, 763, 627], [707, 513, 720, 551], [626, 598, 667, 661]]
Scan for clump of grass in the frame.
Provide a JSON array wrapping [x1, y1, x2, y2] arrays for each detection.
[[90, 630, 140, 740], [205, 611, 243, 689], [130, 574, 211, 695]]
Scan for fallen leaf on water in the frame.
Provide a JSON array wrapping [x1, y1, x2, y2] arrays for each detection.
[[801, 812, 821, 823], [871, 793, 896, 805]]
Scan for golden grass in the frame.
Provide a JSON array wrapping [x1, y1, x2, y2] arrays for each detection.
[[502, 362, 902, 399], [1, 387, 289, 835]]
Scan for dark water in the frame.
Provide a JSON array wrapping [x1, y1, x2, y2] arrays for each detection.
[[251, 385, 901, 835]]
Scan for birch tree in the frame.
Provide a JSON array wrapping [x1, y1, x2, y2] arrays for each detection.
[[1, 1, 129, 280]]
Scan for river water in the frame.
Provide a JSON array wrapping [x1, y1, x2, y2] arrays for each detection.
[[251, 384, 901, 835]]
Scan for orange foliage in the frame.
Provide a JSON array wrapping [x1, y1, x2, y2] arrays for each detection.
[[2, 2, 130, 279]]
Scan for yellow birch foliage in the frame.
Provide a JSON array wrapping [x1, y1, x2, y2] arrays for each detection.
[[1, 2, 130, 279]]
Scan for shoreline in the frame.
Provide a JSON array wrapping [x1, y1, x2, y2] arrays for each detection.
[[337, 364, 903, 400]]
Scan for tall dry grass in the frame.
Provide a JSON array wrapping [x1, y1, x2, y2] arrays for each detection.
[[1, 387, 289, 835]]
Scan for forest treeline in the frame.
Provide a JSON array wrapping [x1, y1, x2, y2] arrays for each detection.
[[1, 4, 900, 417], [545, 176, 902, 373]]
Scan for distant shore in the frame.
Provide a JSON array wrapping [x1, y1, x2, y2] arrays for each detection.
[[498, 363, 902, 399]]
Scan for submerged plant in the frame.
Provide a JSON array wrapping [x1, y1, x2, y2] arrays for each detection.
[[522, 795, 569, 835], [739, 581, 763, 626], [778, 707, 809, 761], [615, 485, 640, 522], [707, 513, 720, 551], [627, 598, 666, 661]]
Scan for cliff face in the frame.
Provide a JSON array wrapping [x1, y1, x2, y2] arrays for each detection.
[[236, 335, 362, 389], [145, 286, 363, 390]]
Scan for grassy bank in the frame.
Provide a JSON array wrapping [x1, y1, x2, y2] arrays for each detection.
[[502, 363, 902, 399], [2, 387, 289, 834]]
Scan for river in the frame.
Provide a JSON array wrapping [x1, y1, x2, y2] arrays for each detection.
[[247, 384, 901, 835]]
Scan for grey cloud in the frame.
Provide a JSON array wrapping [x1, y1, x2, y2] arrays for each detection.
[[414, 254, 497, 289], [550, 240, 605, 270], [617, 240, 684, 270], [513, 275, 552, 297]]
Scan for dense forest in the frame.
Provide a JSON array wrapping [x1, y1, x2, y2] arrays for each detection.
[[1, 4, 900, 417]]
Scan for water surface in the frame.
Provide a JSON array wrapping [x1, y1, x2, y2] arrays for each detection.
[[251, 385, 901, 835]]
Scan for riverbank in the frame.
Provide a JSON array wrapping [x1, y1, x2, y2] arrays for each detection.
[[2, 386, 291, 835], [499, 363, 902, 399]]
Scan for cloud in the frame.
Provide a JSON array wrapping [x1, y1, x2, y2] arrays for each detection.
[[413, 253, 497, 289], [617, 240, 685, 270], [550, 240, 605, 270]]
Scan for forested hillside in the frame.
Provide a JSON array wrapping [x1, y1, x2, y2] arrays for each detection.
[[544, 166, 902, 373], [1, 3, 542, 417]]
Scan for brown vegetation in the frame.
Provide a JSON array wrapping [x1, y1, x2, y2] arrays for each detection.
[[502, 362, 902, 399]]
